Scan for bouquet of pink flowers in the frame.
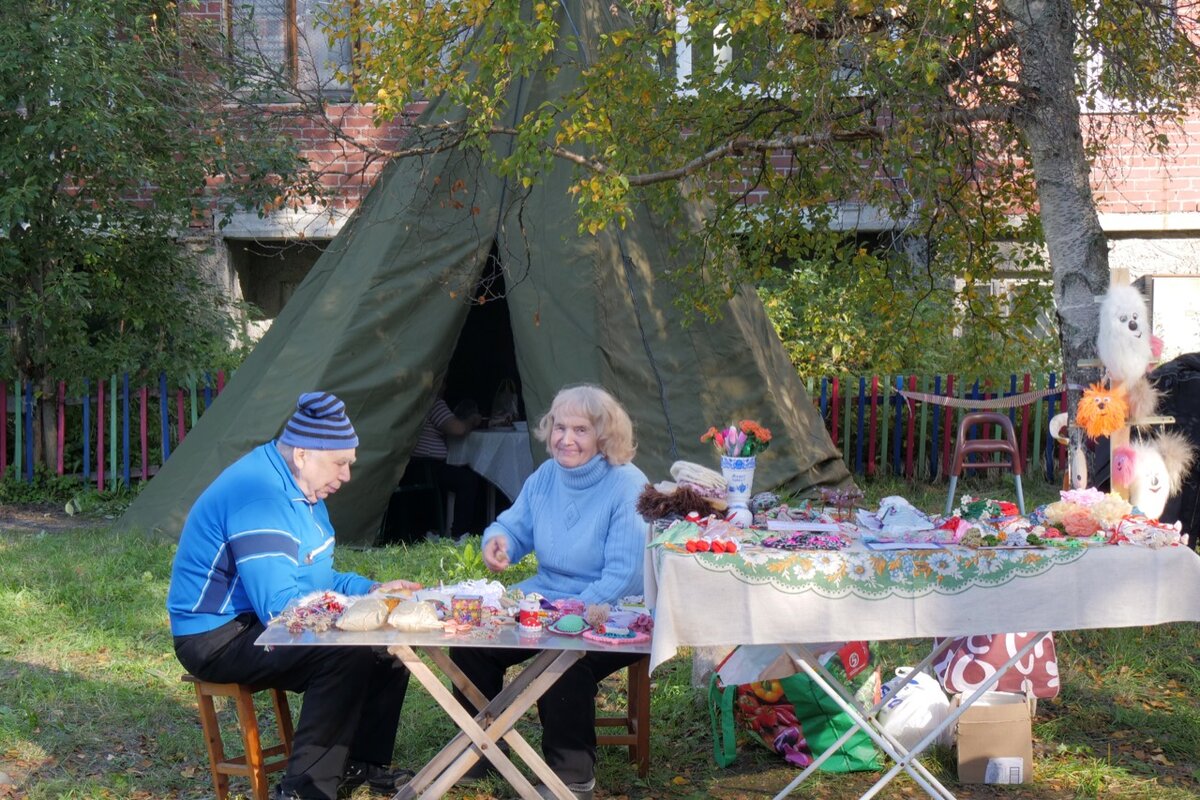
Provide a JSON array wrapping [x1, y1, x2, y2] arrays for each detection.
[[701, 420, 772, 457]]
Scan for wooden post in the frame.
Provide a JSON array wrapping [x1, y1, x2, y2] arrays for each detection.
[[1108, 268, 1132, 497]]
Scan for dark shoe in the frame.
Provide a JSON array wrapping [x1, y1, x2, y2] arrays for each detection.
[[270, 786, 305, 800], [341, 760, 415, 795], [534, 777, 595, 800]]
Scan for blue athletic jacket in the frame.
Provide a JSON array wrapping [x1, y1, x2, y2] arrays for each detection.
[[167, 442, 374, 636]]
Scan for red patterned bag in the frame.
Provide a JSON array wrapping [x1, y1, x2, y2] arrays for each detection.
[[932, 632, 1060, 699]]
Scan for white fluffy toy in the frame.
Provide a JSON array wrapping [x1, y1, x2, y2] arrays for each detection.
[[1111, 431, 1196, 520], [1096, 284, 1153, 386]]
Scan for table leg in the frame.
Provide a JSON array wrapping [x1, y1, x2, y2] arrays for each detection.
[[387, 645, 582, 800]]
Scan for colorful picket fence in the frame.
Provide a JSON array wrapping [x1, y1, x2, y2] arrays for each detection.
[[804, 373, 1069, 483], [1, 370, 1068, 491], [1, 371, 225, 491]]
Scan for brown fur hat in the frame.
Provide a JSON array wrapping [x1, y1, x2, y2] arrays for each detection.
[[636, 483, 722, 520]]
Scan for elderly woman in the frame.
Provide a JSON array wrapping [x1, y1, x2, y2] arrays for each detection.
[[451, 384, 648, 800]]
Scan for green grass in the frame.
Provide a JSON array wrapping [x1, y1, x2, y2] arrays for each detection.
[[1, 476, 1197, 799]]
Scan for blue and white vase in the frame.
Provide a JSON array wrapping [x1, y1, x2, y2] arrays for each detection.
[[720, 455, 757, 519]]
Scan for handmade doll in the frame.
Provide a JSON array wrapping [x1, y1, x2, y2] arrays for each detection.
[[1111, 432, 1196, 520], [1097, 284, 1153, 386]]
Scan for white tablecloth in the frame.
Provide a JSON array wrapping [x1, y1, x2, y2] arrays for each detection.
[[446, 428, 535, 503], [647, 541, 1200, 673]]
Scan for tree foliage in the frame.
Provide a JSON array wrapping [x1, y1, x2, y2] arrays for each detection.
[[0, 0, 318, 386], [0, 0, 327, 468], [313, 0, 1200, 375]]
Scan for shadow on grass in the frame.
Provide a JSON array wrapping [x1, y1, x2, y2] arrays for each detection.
[[0, 657, 229, 800]]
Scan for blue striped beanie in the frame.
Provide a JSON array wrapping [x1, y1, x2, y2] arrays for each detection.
[[279, 392, 359, 449]]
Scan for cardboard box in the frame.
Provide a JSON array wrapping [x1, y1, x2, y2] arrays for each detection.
[[954, 691, 1034, 784]]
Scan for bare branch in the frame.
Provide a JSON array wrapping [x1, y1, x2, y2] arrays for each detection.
[[942, 31, 1018, 85]]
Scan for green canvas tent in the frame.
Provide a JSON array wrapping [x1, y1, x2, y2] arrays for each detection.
[[118, 1, 852, 545]]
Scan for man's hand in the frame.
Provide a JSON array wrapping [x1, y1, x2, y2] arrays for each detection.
[[482, 535, 511, 572], [372, 579, 423, 595]]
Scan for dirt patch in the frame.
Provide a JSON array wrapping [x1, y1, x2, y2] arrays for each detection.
[[0, 502, 99, 532]]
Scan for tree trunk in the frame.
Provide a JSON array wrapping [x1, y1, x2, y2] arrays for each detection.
[[1006, 0, 1109, 482], [37, 377, 58, 475]]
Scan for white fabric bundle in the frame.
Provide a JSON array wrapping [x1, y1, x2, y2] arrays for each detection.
[[670, 461, 727, 491], [387, 600, 443, 631], [335, 596, 394, 631]]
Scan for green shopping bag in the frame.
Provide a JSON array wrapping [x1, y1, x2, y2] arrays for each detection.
[[708, 674, 739, 768], [777, 664, 881, 773], [708, 663, 880, 772]]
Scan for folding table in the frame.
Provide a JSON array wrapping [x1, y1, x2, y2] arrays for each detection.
[[256, 622, 650, 800], [646, 537, 1200, 799]]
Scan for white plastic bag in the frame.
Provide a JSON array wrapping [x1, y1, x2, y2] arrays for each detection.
[[878, 667, 952, 751]]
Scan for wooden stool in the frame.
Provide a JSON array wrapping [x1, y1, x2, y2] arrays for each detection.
[[944, 411, 1026, 516], [181, 674, 295, 800], [596, 655, 651, 777]]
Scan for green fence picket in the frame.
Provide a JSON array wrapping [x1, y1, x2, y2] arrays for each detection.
[[879, 375, 891, 476]]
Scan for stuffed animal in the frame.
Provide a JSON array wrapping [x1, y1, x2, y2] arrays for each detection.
[[1111, 431, 1196, 520], [1097, 284, 1153, 385], [1076, 382, 1129, 439]]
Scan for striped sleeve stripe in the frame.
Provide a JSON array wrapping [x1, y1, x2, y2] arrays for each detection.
[[192, 544, 238, 615], [229, 529, 301, 562]]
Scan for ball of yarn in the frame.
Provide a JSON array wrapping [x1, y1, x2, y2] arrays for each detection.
[[584, 603, 610, 629]]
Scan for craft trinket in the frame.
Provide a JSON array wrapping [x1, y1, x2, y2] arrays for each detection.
[[518, 593, 544, 633], [451, 595, 483, 627]]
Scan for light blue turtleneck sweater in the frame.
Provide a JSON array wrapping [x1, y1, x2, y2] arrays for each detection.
[[482, 453, 648, 605]]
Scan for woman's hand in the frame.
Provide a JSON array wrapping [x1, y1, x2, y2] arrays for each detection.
[[372, 579, 423, 594], [483, 535, 511, 572]]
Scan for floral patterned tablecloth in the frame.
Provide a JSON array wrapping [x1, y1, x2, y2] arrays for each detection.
[[664, 541, 1089, 599], [646, 539, 1200, 673]]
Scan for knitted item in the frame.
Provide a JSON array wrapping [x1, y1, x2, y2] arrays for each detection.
[[279, 391, 359, 449], [482, 454, 647, 605]]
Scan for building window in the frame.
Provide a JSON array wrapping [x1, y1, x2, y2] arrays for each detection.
[[228, 0, 351, 95], [672, 11, 778, 95]]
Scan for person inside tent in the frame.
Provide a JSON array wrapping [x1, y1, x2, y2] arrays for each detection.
[[404, 382, 484, 540], [167, 392, 419, 800], [450, 384, 648, 800]]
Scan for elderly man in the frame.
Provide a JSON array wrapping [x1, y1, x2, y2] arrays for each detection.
[[168, 392, 416, 800]]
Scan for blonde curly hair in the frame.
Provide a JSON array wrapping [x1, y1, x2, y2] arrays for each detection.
[[534, 384, 637, 466]]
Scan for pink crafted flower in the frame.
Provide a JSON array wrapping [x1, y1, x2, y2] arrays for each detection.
[[1060, 487, 1106, 507], [1062, 507, 1102, 537]]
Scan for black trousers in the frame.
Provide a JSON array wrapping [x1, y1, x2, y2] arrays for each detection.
[[175, 614, 409, 800], [413, 457, 480, 538], [449, 646, 641, 785]]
